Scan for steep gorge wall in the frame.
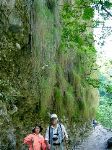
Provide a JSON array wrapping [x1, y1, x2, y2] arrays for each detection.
[[0, 0, 99, 149]]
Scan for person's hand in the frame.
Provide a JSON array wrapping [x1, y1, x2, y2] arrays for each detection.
[[65, 138, 71, 145], [47, 143, 51, 150], [65, 138, 68, 143], [31, 138, 34, 143], [64, 137, 68, 142]]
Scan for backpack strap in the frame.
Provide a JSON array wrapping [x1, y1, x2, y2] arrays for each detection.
[[59, 124, 62, 133]]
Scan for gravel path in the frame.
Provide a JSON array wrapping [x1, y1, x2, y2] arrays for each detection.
[[74, 125, 112, 150]]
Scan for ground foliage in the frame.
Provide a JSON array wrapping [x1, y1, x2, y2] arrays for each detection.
[[97, 75, 112, 129]]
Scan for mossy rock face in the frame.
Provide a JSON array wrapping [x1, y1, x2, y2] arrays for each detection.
[[1, 0, 99, 149], [9, 25, 22, 33], [0, 101, 16, 150], [46, 0, 56, 11], [0, 0, 30, 149]]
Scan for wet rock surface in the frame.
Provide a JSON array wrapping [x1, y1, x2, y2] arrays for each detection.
[[107, 137, 112, 149], [74, 125, 112, 150]]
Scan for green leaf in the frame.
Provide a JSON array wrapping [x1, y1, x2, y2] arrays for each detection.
[[83, 7, 94, 20], [104, 1, 112, 9]]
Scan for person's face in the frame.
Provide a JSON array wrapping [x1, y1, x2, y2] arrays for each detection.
[[34, 127, 40, 134], [51, 118, 58, 125]]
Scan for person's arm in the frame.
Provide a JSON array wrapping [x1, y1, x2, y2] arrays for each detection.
[[45, 127, 50, 150], [40, 136, 47, 150], [23, 134, 33, 145], [61, 124, 68, 140]]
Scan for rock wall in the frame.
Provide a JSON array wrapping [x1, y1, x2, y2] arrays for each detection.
[[0, 0, 99, 149]]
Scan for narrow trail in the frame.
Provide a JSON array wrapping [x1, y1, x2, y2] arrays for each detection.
[[74, 125, 112, 150]]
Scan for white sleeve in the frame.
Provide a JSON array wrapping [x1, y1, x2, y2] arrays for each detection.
[[45, 127, 49, 141], [61, 124, 68, 139]]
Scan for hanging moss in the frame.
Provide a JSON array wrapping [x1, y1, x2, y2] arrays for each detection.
[[1, 0, 99, 149]]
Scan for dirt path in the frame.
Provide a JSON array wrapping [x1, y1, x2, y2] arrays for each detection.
[[74, 125, 112, 150]]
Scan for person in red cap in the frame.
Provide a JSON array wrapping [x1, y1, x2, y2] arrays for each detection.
[[24, 125, 46, 150]]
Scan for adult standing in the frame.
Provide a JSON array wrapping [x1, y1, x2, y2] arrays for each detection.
[[45, 114, 68, 150], [24, 125, 46, 150]]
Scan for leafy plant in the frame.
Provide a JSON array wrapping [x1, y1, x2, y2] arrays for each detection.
[[97, 97, 112, 129], [83, 7, 94, 20]]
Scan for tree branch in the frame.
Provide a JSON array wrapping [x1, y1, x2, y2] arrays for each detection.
[[101, 5, 112, 17]]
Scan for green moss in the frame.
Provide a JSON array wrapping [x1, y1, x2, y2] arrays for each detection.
[[1, 0, 99, 149]]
